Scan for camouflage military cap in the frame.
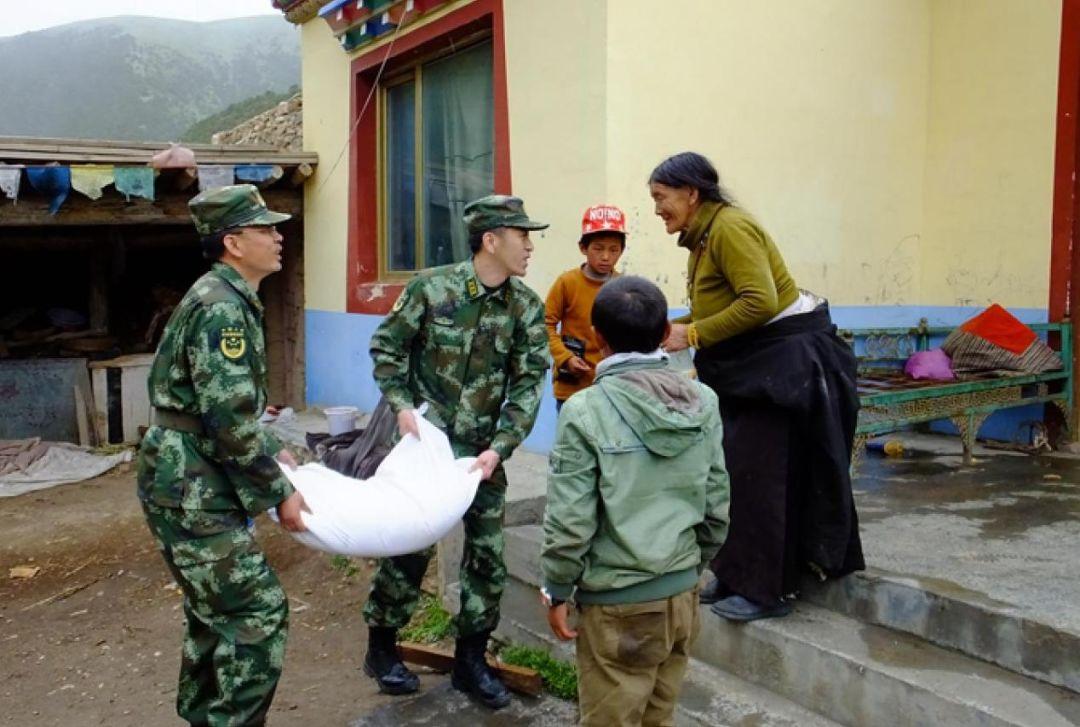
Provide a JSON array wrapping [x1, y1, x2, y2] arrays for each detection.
[[463, 195, 549, 234], [189, 184, 292, 236]]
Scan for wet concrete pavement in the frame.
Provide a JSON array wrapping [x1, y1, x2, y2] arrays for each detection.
[[348, 682, 578, 726], [854, 433, 1080, 635]]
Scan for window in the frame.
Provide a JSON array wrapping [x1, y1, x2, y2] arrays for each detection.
[[347, 0, 509, 314], [381, 38, 494, 274]]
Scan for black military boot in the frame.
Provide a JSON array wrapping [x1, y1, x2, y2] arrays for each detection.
[[451, 631, 511, 709], [362, 627, 419, 695]]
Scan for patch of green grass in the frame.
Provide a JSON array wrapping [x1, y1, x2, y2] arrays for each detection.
[[499, 644, 578, 701], [399, 594, 454, 644], [329, 555, 360, 578]]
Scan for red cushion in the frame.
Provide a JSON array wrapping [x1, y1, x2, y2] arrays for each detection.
[[958, 304, 1036, 355]]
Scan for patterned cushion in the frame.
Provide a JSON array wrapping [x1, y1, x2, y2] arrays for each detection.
[[942, 305, 1062, 374]]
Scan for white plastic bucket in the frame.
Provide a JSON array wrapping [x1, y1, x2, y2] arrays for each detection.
[[325, 406, 358, 436]]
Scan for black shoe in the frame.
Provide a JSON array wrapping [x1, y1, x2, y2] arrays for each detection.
[[710, 595, 793, 622], [698, 577, 732, 604], [451, 631, 512, 710], [363, 626, 420, 695]]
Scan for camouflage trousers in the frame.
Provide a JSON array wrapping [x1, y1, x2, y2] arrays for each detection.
[[363, 466, 507, 638], [141, 501, 289, 727]]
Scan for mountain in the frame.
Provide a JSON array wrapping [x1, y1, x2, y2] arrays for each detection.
[[0, 15, 300, 141], [181, 85, 299, 143]]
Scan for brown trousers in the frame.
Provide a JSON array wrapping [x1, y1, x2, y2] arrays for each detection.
[[576, 588, 699, 727]]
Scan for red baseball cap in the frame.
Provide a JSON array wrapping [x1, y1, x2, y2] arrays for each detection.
[[580, 204, 627, 239]]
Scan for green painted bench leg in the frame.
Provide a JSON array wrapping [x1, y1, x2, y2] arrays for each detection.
[[951, 412, 990, 465]]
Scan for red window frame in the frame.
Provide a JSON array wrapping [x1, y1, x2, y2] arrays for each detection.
[[346, 0, 511, 314]]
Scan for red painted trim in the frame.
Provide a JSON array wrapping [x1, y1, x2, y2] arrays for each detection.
[[346, 0, 510, 315], [1050, 0, 1080, 433], [490, 0, 511, 193], [1050, 0, 1080, 322]]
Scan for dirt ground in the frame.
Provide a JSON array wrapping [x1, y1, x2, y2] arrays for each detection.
[[0, 465, 444, 726]]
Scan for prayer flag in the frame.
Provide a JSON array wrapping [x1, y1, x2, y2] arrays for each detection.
[[198, 165, 235, 191], [0, 166, 21, 202], [70, 164, 115, 200], [235, 164, 276, 184], [26, 166, 71, 215], [114, 167, 155, 202]]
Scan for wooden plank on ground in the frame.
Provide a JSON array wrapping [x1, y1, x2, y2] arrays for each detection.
[[397, 643, 542, 697]]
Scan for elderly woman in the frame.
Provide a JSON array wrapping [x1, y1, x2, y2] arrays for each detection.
[[650, 152, 864, 621]]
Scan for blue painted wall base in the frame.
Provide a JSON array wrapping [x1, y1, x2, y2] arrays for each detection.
[[305, 304, 1054, 454]]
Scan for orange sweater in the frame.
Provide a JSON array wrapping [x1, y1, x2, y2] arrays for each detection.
[[544, 266, 615, 401]]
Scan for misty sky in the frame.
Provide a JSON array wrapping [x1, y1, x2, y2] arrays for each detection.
[[1, 0, 281, 37]]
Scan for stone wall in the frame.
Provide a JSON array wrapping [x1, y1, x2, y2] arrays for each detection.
[[212, 94, 302, 150]]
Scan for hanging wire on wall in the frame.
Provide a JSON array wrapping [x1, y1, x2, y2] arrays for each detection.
[[316, 18, 409, 195]]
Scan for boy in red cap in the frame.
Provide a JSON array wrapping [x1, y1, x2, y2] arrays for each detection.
[[544, 204, 626, 410]]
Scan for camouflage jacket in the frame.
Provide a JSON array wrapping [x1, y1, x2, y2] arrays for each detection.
[[371, 260, 550, 460], [137, 262, 294, 514]]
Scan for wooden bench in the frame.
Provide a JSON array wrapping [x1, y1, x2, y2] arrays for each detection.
[[843, 320, 1073, 466]]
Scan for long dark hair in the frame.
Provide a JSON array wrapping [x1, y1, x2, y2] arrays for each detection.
[[648, 152, 734, 205]]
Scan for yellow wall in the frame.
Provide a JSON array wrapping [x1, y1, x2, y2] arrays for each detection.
[[597, 0, 932, 310], [301, 18, 351, 313], [502, 0, 609, 290], [300, 0, 1063, 314], [921, 0, 1061, 309]]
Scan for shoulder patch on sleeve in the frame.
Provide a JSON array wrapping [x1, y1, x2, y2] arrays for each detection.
[[390, 289, 408, 313], [218, 326, 247, 360]]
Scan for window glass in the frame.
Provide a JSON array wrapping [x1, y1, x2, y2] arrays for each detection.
[[382, 39, 493, 273], [421, 41, 494, 267], [386, 80, 416, 272]]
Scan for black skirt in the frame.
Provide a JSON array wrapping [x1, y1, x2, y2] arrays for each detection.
[[695, 305, 865, 604]]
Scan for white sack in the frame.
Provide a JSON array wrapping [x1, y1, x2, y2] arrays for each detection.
[[272, 414, 480, 557]]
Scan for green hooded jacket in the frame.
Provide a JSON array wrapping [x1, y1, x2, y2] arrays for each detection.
[[541, 356, 730, 604]]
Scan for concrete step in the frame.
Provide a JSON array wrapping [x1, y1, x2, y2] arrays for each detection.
[[502, 450, 548, 526], [503, 523, 545, 584], [494, 526, 842, 726], [677, 658, 843, 727], [802, 568, 1080, 693], [693, 600, 1080, 727], [498, 524, 1080, 727]]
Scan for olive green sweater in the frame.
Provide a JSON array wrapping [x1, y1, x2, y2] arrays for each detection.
[[676, 202, 798, 348]]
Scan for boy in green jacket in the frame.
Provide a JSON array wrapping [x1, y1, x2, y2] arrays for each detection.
[[539, 276, 730, 726]]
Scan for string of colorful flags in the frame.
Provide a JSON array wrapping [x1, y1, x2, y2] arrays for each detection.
[[318, 0, 449, 52], [0, 163, 279, 215]]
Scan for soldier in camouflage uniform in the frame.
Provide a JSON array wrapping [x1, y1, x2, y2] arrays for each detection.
[[137, 184, 307, 727], [362, 195, 551, 709]]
